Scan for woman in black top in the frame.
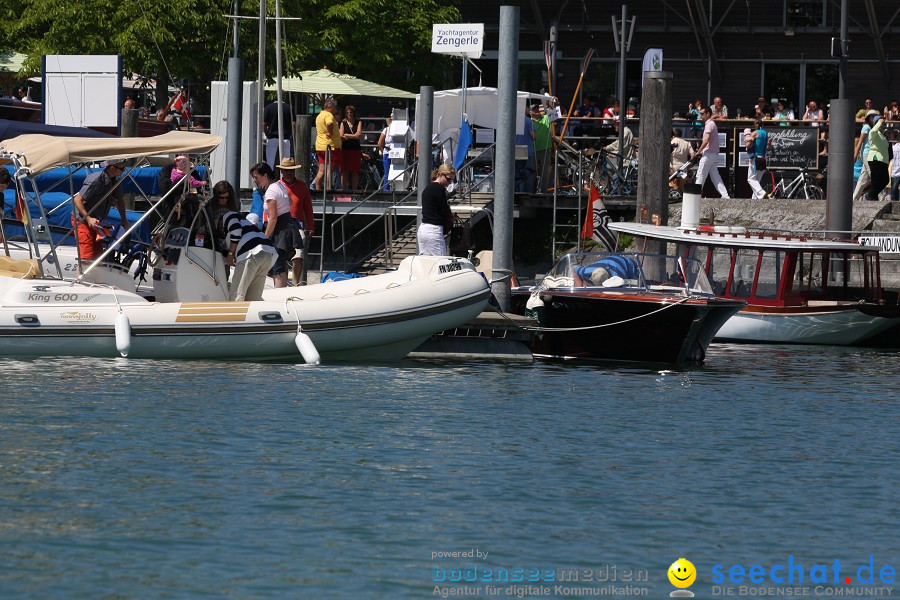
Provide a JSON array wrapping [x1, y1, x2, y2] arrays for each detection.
[[417, 164, 455, 255], [340, 105, 363, 192]]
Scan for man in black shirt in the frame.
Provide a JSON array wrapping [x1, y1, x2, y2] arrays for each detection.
[[263, 99, 294, 168]]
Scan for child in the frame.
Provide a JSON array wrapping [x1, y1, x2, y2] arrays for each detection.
[[171, 155, 205, 190]]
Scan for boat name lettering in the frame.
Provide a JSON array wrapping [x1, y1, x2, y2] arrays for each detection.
[[83, 294, 100, 302], [28, 293, 51, 303], [54, 293, 78, 302], [439, 262, 463, 274], [32, 285, 51, 292], [60, 311, 97, 323], [858, 235, 900, 255]]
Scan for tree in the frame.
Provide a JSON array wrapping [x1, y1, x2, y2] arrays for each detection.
[[0, 0, 461, 103]]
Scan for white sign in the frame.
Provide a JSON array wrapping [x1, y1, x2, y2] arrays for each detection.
[[859, 235, 900, 254], [432, 23, 484, 59]]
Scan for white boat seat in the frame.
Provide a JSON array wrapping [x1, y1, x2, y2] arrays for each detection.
[[0, 256, 39, 279]]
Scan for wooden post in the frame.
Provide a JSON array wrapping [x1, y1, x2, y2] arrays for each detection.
[[121, 108, 138, 209], [295, 114, 312, 184], [635, 70, 672, 259]]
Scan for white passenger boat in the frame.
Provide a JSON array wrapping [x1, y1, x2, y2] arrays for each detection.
[[0, 132, 490, 361], [610, 221, 900, 345]]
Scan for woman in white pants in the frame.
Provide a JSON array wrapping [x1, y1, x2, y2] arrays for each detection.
[[417, 165, 456, 256]]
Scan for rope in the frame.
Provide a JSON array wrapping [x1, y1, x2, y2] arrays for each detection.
[[137, 0, 176, 90], [486, 295, 692, 333]]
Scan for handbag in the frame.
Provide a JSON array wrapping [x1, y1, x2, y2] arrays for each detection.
[[755, 156, 767, 170], [448, 216, 474, 252]]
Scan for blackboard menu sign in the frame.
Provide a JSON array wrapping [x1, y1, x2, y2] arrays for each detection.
[[762, 127, 819, 169]]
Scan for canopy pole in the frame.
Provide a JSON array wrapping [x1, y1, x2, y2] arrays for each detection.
[[274, 0, 284, 164], [256, 0, 266, 164]]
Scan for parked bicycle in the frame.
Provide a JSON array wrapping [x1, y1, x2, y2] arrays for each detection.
[[591, 145, 638, 196], [768, 167, 824, 199]]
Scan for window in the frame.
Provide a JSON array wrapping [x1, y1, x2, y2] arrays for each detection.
[[755, 250, 784, 299], [794, 252, 824, 297], [709, 248, 733, 297], [785, 1, 826, 28], [730, 249, 758, 299]]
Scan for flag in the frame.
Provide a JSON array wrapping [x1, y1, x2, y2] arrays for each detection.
[[14, 194, 28, 225], [171, 91, 191, 122], [453, 118, 472, 171], [580, 184, 617, 250]]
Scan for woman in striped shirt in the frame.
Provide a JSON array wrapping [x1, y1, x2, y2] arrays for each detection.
[[213, 181, 277, 301]]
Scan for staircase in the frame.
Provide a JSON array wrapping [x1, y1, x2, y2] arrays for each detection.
[[353, 195, 494, 275]]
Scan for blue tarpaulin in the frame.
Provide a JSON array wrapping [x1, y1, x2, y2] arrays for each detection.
[[4, 165, 207, 196], [1, 190, 150, 246]]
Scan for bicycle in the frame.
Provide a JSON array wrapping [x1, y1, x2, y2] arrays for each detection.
[[358, 151, 384, 194], [591, 145, 638, 196], [768, 167, 824, 199]]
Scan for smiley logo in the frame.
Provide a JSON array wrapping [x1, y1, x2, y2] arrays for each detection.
[[668, 558, 696, 588]]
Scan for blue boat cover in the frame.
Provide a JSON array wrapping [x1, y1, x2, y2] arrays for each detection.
[[2, 189, 150, 246], [321, 271, 365, 283], [4, 164, 207, 196], [573, 255, 641, 282]]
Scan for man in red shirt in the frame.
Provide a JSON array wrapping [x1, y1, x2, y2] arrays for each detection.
[[278, 158, 314, 285]]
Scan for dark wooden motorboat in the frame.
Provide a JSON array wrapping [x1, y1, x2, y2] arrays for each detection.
[[510, 252, 745, 364]]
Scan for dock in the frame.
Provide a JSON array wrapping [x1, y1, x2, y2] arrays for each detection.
[[409, 311, 536, 362]]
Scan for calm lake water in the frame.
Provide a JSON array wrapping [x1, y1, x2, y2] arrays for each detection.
[[1, 344, 898, 599]]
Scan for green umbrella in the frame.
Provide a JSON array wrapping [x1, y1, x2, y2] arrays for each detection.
[[265, 68, 415, 99]]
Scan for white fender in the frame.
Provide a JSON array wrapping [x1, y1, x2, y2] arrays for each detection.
[[115, 312, 132, 357], [295, 330, 321, 365], [525, 294, 544, 311]]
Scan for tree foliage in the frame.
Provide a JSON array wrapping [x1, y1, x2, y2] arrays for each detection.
[[0, 0, 461, 98]]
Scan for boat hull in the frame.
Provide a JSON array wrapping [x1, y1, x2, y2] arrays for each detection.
[[511, 289, 743, 364], [714, 305, 900, 345], [0, 256, 490, 362]]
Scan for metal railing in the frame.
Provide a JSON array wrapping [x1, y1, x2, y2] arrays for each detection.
[[328, 144, 499, 272]]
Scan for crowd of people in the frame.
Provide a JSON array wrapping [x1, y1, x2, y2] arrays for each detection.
[[677, 94, 900, 201]]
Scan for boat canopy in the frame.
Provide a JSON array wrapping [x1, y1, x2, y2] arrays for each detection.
[[0, 131, 221, 175]]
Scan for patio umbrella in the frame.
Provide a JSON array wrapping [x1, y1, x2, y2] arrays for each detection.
[[265, 68, 415, 99]]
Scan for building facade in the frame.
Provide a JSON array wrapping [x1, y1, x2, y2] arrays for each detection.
[[458, 0, 900, 118]]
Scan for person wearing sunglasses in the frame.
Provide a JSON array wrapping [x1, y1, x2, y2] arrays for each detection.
[[417, 164, 456, 256], [212, 180, 278, 301], [71, 159, 131, 266]]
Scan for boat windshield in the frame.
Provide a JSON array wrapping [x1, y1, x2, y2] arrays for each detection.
[[539, 252, 714, 294]]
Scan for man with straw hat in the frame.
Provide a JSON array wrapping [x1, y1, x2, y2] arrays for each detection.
[[278, 157, 313, 285]]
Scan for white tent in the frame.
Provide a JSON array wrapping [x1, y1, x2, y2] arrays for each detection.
[[415, 86, 554, 136]]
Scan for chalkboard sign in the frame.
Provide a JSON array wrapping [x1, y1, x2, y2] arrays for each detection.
[[762, 127, 819, 169]]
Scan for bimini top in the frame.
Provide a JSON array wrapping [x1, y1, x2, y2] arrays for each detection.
[[611, 221, 881, 253], [0, 131, 221, 175]]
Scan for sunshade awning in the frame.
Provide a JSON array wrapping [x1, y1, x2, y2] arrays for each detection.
[[265, 68, 416, 99], [0, 130, 221, 175]]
